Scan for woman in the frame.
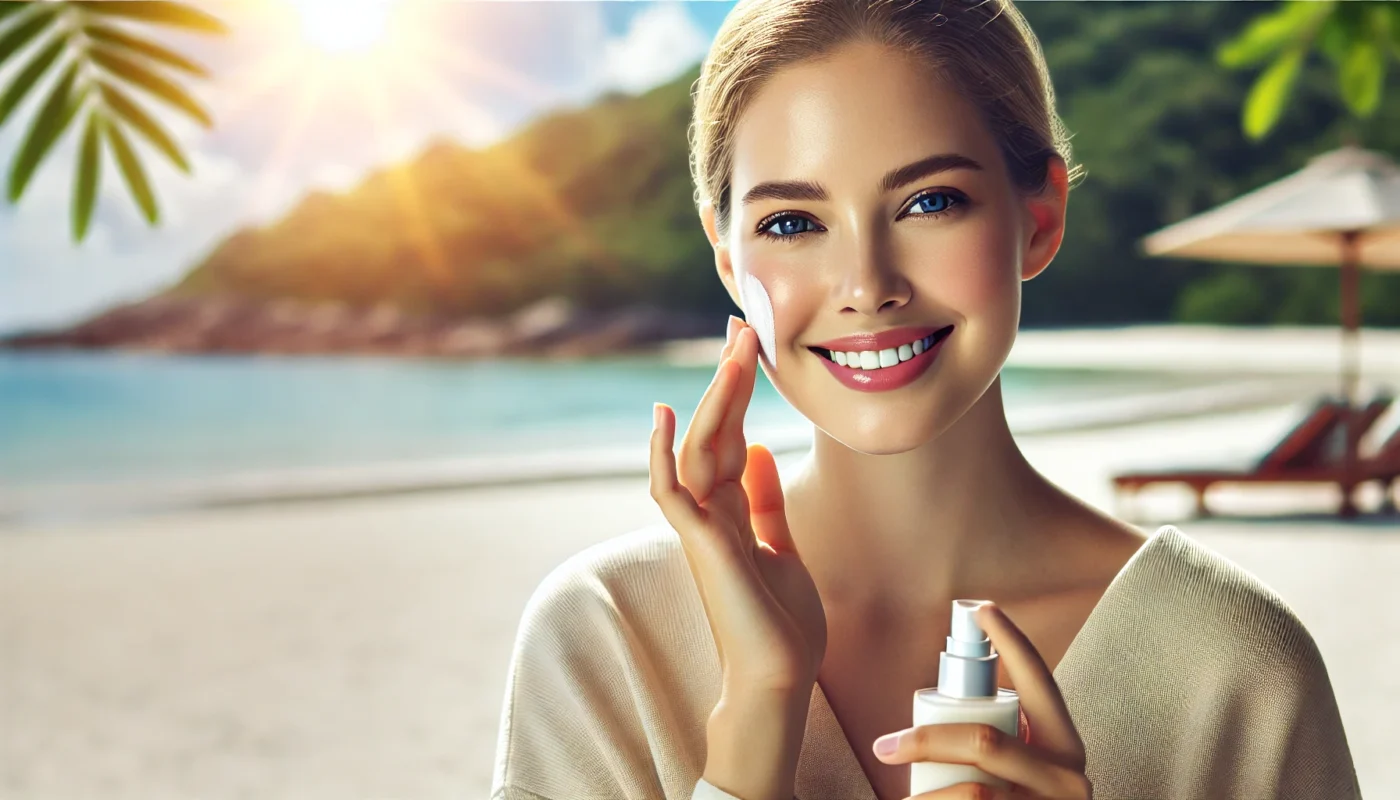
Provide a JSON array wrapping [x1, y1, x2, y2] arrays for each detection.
[[491, 0, 1360, 798]]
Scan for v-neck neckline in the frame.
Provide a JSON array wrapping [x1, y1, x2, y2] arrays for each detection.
[[795, 526, 1175, 800]]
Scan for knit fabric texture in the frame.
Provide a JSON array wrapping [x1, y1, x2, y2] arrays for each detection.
[[490, 525, 1361, 800]]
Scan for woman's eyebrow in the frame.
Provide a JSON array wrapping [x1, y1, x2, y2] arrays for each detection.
[[739, 152, 984, 208]]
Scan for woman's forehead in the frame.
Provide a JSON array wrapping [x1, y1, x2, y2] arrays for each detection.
[[730, 43, 998, 199]]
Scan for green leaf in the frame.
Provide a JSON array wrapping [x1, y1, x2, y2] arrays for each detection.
[[99, 83, 189, 172], [1318, 15, 1349, 67], [105, 118, 158, 225], [89, 45, 212, 128], [0, 4, 59, 68], [1217, 1, 1335, 69], [73, 110, 102, 241], [1243, 46, 1305, 140], [1390, 5, 1400, 58], [0, 3, 38, 24], [7, 61, 80, 202], [83, 24, 209, 77], [1339, 38, 1384, 117], [70, 2, 228, 35], [0, 35, 65, 129]]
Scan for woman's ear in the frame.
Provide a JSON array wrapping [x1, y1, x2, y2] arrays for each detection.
[[1020, 156, 1069, 282], [700, 201, 742, 308]]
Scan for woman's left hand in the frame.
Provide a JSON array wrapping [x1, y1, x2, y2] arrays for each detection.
[[870, 602, 1092, 799]]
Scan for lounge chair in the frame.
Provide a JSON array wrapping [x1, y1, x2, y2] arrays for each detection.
[[1112, 394, 1394, 518], [1358, 407, 1400, 512]]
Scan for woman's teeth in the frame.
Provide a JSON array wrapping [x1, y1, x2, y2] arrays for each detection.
[[830, 334, 935, 370]]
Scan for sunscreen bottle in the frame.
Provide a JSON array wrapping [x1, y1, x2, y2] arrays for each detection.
[[910, 600, 1021, 794]]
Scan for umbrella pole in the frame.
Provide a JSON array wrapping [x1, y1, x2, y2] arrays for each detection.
[[1339, 230, 1361, 517]]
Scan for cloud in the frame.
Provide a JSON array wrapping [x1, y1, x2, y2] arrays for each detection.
[[598, 4, 708, 95]]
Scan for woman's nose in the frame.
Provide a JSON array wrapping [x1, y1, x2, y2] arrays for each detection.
[[835, 232, 912, 316]]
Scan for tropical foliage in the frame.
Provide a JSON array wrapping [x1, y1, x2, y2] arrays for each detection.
[[1219, 0, 1400, 139], [0, 1, 226, 241]]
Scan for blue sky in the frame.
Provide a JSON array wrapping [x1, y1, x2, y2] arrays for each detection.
[[0, 1, 736, 334]]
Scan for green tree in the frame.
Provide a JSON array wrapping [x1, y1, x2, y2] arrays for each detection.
[[0, 1, 226, 241], [1220, 0, 1400, 139]]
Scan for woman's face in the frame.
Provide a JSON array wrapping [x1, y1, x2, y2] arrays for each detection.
[[704, 40, 1067, 455]]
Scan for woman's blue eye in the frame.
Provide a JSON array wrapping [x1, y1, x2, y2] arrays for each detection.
[[908, 191, 956, 215], [763, 215, 818, 237]]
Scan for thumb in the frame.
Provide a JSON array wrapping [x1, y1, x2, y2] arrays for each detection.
[[742, 443, 798, 556]]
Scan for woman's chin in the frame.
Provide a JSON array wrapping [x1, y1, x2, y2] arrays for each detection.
[[812, 418, 939, 456]]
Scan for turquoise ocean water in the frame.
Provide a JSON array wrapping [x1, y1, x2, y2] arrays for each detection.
[[1, 351, 1208, 491]]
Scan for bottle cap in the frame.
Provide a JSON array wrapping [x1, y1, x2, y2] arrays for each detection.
[[936, 599, 998, 698]]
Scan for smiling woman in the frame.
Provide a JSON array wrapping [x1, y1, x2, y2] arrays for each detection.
[[489, 1, 1363, 799]]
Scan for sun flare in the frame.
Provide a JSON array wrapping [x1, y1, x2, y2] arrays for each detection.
[[213, 0, 570, 275], [289, 0, 393, 55]]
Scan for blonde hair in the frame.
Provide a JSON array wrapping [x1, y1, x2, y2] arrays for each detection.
[[688, 0, 1082, 238]]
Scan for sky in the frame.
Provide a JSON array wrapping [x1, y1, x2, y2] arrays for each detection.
[[0, 1, 736, 334]]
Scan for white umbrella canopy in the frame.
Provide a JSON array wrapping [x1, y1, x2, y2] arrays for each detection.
[[1141, 145, 1400, 514], [1143, 146, 1400, 268]]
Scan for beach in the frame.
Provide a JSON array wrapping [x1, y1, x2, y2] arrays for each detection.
[[2, 327, 1398, 798]]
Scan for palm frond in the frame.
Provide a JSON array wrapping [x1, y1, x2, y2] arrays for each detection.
[[90, 44, 212, 128], [8, 61, 81, 202], [99, 83, 190, 173], [73, 111, 103, 241], [84, 23, 209, 78], [106, 119, 159, 224], [0, 36, 65, 129], [71, 2, 228, 35], [0, 5, 60, 67]]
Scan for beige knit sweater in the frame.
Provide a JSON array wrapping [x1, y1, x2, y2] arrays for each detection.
[[490, 525, 1361, 800]]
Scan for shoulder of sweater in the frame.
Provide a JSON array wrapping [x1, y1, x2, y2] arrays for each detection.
[[1131, 525, 1326, 679], [516, 523, 691, 635]]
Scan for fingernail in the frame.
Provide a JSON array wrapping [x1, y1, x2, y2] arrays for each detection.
[[873, 733, 899, 756], [726, 315, 740, 341], [652, 403, 663, 427]]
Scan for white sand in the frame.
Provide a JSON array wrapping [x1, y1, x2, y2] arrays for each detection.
[[2, 402, 1396, 799]]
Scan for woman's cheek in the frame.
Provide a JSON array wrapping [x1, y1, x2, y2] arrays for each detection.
[[921, 237, 1019, 316]]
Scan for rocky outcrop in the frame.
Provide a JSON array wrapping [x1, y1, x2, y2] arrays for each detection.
[[0, 295, 721, 359]]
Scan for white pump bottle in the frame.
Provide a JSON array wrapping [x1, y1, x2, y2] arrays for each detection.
[[910, 599, 1021, 795]]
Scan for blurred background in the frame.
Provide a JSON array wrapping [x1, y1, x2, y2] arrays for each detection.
[[1, 1, 1397, 798]]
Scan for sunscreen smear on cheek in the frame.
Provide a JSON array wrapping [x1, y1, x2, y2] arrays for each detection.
[[739, 271, 778, 371]]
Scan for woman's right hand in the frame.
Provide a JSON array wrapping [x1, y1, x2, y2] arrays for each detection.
[[649, 316, 827, 695]]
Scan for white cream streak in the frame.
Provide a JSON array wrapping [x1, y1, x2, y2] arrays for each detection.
[[739, 271, 777, 371]]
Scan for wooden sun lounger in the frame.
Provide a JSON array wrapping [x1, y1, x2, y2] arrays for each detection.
[[1112, 395, 1395, 517]]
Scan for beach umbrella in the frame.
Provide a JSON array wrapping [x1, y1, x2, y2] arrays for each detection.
[[1140, 145, 1400, 507]]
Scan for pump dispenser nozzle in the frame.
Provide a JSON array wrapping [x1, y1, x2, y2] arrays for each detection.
[[936, 599, 998, 698]]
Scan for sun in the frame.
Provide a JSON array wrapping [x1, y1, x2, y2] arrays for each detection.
[[289, 0, 394, 55]]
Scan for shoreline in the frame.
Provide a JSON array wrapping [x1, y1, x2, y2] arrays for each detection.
[[5, 324, 1397, 525], [0, 374, 1327, 526]]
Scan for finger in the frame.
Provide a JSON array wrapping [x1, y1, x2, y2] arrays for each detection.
[[975, 603, 1085, 768], [677, 357, 742, 503], [877, 722, 1089, 799], [742, 443, 797, 556], [714, 325, 758, 481], [651, 401, 733, 662], [720, 314, 741, 361], [649, 403, 704, 532]]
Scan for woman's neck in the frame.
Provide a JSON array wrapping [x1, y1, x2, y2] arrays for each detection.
[[783, 376, 1074, 621]]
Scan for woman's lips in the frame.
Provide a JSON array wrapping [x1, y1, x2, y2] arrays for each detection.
[[814, 326, 952, 393]]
